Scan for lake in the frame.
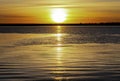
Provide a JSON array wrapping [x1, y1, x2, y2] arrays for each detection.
[[0, 26, 120, 81]]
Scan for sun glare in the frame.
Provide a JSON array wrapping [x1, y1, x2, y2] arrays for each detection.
[[51, 8, 67, 23]]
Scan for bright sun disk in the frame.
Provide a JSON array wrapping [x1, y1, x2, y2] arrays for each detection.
[[51, 8, 67, 23]]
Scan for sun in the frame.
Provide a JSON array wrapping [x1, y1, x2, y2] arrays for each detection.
[[51, 8, 67, 23]]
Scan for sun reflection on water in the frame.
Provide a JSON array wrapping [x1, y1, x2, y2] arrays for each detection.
[[56, 47, 62, 64], [56, 26, 63, 63], [55, 26, 63, 44], [55, 46, 64, 81], [53, 26, 66, 80]]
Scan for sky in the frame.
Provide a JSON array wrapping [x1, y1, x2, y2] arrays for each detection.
[[0, 0, 120, 24]]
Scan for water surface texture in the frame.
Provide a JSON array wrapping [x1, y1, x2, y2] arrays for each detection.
[[0, 26, 120, 81]]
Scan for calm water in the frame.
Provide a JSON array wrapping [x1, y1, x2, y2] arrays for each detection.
[[0, 26, 120, 81]]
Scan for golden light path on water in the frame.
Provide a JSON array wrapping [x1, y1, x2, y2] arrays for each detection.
[[56, 26, 63, 64], [54, 26, 65, 80]]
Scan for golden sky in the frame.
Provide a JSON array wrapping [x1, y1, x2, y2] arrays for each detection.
[[0, 0, 120, 23]]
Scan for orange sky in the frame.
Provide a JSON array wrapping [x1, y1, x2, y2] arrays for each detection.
[[0, 0, 120, 23]]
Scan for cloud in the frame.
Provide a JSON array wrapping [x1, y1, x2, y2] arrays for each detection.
[[0, 14, 37, 23], [0, 14, 32, 18], [0, 0, 120, 7]]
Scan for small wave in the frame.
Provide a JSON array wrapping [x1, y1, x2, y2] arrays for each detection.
[[0, 33, 118, 48], [13, 37, 57, 47]]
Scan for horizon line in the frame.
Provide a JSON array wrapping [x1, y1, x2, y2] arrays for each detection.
[[0, 22, 120, 26]]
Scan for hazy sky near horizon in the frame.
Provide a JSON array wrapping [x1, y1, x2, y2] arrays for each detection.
[[0, 0, 120, 23]]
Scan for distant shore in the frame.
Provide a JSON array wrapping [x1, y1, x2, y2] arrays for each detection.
[[0, 23, 120, 26]]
